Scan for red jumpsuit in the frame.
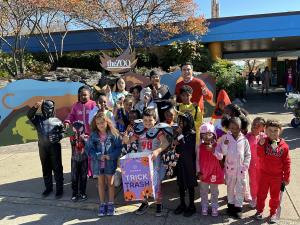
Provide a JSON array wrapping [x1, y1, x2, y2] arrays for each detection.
[[245, 133, 260, 203], [256, 138, 291, 216]]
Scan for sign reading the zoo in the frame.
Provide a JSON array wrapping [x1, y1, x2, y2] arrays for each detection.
[[100, 48, 137, 73], [120, 152, 155, 201]]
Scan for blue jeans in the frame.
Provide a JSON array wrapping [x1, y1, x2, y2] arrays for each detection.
[[286, 84, 293, 94]]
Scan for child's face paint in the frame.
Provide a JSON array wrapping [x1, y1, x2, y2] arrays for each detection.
[[80, 90, 90, 103], [229, 122, 241, 139], [143, 115, 156, 129], [266, 126, 281, 141]]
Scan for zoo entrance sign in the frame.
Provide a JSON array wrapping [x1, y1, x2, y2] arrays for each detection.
[[100, 48, 138, 73]]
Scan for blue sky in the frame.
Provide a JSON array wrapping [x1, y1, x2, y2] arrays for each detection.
[[197, 0, 300, 18]]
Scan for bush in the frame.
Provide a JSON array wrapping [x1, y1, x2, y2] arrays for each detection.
[[210, 59, 246, 99], [160, 41, 212, 72], [136, 52, 159, 68]]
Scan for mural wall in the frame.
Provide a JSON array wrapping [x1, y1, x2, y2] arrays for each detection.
[[0, 80, 83, 146], [0, 72, 215, 147]]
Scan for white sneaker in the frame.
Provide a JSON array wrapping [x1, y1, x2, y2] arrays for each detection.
[[211, 207, 218, 217], [202, 207, 208, 216]]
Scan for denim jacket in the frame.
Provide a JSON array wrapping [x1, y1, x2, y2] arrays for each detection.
[[85, 131, 122, 174]]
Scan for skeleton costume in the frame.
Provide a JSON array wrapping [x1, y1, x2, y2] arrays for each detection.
[[27, 100, 64, 196]]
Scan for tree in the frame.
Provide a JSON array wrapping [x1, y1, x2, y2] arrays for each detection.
[[0, 0, 37, 77], [67, 0, 208, 52]]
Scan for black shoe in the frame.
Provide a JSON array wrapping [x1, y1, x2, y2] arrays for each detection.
[[155, 204, 163, 217], [42, 188, 53, 197], [234, 207, 243, 219], [183, 205, 196, 217], [79, 193, 88, 201], [227, 203, 235, 216], [135, 201, 149, 215], [55, 189, 64, 199], [174, 204, 186, 215]]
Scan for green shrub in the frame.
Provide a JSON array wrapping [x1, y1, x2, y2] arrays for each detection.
[[210, 59, 245, 99]]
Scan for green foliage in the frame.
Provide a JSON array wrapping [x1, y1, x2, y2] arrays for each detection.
[[136, 52, 159, 68], [160, 41, 212, 72], [210, 59, 246, 99]]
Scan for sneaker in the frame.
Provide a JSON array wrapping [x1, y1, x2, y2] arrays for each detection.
[[79, 194, 88, 201], [254, 212, 263, 220], [174, 204, 186, 215], [183, 205, 196, 217], [202, 207, 208, 216], [107, 202, 115, 216], [227, 203, 234, 216], [155, 204, 163, 217], [135, 201, 149, 215], [268, 214, 277, 224], [98, 203, 107, 217], [42, 188, 53, 197], [234, 207, 243, 219], [71, 193, 78, 202], [211, 207, 218, 217]]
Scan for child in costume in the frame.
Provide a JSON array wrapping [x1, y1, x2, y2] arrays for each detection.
[[173, 112, 197, 217], [255, 119, 291, 224], [177, 85, 202, 143], [211, 89, 231, 139], [198, 122, 224, 217], [27, 100, 65, 198], [65, 86, 96, 178], [86, 114, 122, 216], [245, 117, 266, 208], [123, 108, 170, 217], [70, 121, 88, 201], [114, 95, 134, 134], [216, 117, 251, 219]]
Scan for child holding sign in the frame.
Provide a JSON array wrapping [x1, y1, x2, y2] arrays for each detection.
[[123, 108, 169, 217], [86, 113, 122, 217]]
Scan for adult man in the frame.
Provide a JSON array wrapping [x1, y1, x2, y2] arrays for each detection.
[[175, 62, 213, 120], [261, 66, 272, 95]]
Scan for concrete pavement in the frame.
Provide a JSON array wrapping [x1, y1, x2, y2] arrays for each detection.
[[0, 85, 300, 225]]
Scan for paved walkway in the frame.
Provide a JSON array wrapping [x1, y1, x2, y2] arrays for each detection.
[[0, 85, 299, 225]]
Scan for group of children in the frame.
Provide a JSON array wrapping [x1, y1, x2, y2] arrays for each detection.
[[28, 74, 291, 224]]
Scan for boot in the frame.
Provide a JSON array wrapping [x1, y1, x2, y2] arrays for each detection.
[[227, 203, 235, 216], [234, 206, 243, 219]]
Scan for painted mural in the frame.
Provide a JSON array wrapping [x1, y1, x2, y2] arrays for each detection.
[[0, 80, 83, 146]]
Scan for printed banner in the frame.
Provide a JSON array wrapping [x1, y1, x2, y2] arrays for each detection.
[[120, 152, 155, 201]]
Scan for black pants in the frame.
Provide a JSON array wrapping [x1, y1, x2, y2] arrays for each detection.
[[71, 158, 88, 195], [38, 142, 64, 191], [179, 186, 195, 207]]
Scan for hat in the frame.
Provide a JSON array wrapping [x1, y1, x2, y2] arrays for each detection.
[[200, 122, 216, 136]]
